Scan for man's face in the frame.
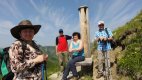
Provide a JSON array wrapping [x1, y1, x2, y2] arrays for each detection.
[[59, 32, 63, 36], [98, 24, 104, 29]]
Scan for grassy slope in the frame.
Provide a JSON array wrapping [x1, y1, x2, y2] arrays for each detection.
[[113, 11, 142, 79]]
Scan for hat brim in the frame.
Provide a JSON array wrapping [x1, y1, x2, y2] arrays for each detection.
[[10, 25, 41, 39]]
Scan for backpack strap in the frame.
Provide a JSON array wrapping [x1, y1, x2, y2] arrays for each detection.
[[0, 49, 9, 76], [0, 49, 4, 56], [105, 28, 110, 38]]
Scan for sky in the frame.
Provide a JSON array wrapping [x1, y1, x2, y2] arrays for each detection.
[[0, 0, 142, 47]]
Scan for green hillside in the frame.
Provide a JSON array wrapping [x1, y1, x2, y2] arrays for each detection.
[[113, 11, 142, 79], [39, 45, 59, 76]]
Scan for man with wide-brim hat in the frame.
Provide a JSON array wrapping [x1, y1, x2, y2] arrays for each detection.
[[9, 20, 48, 80]]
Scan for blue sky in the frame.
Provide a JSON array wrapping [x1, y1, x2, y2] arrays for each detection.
[[0, 0, 142, 47]]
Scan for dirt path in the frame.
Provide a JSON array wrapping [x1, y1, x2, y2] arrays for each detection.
[[49, 72, 62, 80], [93, 47, 122, 80], [49, 67, 81, 80]]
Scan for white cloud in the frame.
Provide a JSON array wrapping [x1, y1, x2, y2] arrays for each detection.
[[0, 20, 14, 29], [93, 2, 104, 25], [109, 2, 135, 23], [29, 0, 76, 30], [0, 20, 15, 48], [30, 0, 40, 13], [103, 0, 130, 20], [0, 20, 15, 36], [29, 0, 79, 46], [109, 9, 139, 30], [0, 0, 23, 18], [29, 0, 49, 15]]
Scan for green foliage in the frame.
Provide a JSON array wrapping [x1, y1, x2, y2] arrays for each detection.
[[115, 11, 142, 79], [0, 75, 2, 79], [118, 43, 142, 78], [83, 75, 92, 80]]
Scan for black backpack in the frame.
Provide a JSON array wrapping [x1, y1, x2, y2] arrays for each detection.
[[0, 40, 26, 80], [105, 28, 117, 50]]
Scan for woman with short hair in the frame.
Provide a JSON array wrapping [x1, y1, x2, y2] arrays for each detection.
[[62, 32, 85, 80]]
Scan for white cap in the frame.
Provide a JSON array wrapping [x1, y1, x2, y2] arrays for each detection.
[[98, 21, 104, 25]]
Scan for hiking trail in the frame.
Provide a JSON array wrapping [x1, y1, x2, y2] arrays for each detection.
[[93, 47, 122, 80]]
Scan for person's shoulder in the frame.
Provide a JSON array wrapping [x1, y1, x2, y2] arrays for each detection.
[[70, 40, 74, 44], [56, 36, 59, 39], [71, 39, 74, 43], [77, 39, 82, 43], [105, 28, 112, 31], [10, 40, 22, 48], [14, 40, 21, 44], [13, 40, 22, 45], [56, 36, 59, 38], [65, 35, 71, 37]]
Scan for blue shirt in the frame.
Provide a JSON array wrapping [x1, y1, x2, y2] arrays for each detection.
[[95, 28, 113, 51], [71, 40, 84, 56]]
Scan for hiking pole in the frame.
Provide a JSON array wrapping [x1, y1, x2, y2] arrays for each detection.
[[104, 51, 110, 80], [44, 61, 48, 80], [42, 61, 48, 80], [39, 47, 48, 80], [103, 42, 110, 80], [42, 63, 44, 80]]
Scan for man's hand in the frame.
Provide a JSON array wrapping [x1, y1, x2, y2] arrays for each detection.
[[107, 37, 113, 41], [99, 36, 108, 41], [99, 36, 104, 41], [103, 37, 107, 41], [56, 51, 58, 56], [70, 49, 79, 53]]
